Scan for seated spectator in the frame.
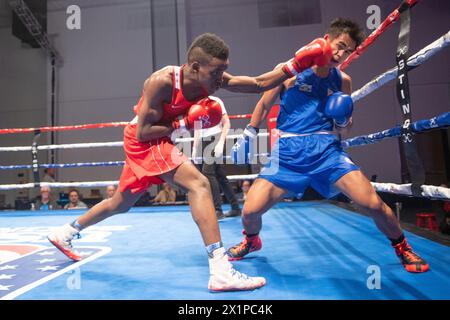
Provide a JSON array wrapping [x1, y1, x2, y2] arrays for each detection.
[[105, 185, 117, 199], [152, 183, 176, 204], [42, 168, 56, 183], [236, 180, 252, 202], [64, 189, 88, 209], [35, 186, 57, 210], [134, 190, 152, 207]]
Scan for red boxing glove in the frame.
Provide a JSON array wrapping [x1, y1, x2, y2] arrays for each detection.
[[282, 38, 333, 77], [172, 97, 222, 130]]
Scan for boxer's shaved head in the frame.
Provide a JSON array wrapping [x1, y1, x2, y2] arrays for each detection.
[[187, 33, 229, 64]]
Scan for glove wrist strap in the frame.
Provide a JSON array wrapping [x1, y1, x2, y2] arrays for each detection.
[[334, 118, 350, 128], [244, 124, 259, 138]]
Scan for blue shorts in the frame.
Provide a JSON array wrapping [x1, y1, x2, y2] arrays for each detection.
[[258, 133, 359, 199]]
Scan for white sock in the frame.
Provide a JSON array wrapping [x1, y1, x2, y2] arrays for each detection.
[[205, 241, 223, 258]]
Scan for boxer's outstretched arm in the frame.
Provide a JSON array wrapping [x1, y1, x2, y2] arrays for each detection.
[[222, 37, 331, 94], [221, 68, 289, 94]]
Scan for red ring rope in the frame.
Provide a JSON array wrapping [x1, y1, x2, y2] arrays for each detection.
[[339, 0, 418, 70], [0, 115, 253, 135]]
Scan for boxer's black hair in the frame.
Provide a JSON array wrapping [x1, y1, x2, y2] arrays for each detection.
[[187, 33, 229, 64], [327, 18, 365, 47]]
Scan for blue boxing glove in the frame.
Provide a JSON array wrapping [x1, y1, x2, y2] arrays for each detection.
[[231, 125, 259, 164], [324, 92, 354, 127]]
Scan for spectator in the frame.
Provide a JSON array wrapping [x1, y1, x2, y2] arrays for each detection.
[[64, 189, 88, 209], [34, 186, 57, 210], [105, 185, 117, 199], [152, 183, 176, 204], [42, 168, 56, 183], [192, 96, 242, 219], [134, 190, 152, 207], [237, 180, 252, 202], [42, 168, 60, 200]]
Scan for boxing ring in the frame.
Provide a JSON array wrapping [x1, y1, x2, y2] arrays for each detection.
[[1, 202, 450, 300], [1, 0, 450, 301]]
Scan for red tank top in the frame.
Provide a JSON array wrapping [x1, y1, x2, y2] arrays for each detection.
[[133, 65, 202, 123]]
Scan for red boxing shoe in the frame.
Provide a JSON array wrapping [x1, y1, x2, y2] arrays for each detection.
[[392, 239, 429, 273], [227, 230, 262, 261]]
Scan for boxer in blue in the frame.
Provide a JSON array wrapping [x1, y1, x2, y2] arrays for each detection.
[[228, 18, 428, 273]]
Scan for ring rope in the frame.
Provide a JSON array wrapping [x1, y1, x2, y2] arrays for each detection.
[[1, 110, 447, 153], [371, 183, 450, 200], [0, 161, 126, 171], [339, 0, 418, 70], [0, 114, 252, 136], [0, 135, 271, 152], [0, 122, 130, 135], [0, 181, 119, 191], [227, 174, 449, 200], [0, 175, 262, 191], [0, 176, 448, 200], [342, 111, 450, 149], [1, 108, 447, 169], [351, 30, 450, 103]]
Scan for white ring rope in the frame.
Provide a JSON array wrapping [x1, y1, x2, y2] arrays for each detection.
[[0, 181, 119, 191], [371, 182, 450, 200], [0, 134, 272, 152], [226, 175, 450, 200], [174, 132, 270, 143], [1, 177, 448, 200], [351, 30, 450, 102], [0, 176, 257, 190]]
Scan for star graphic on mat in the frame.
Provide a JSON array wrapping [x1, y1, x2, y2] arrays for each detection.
[[0, 274, 15, 280], [78, 251, 93, 256], [36, 258, 56, 264], [36, 265, 59, 272], [0, 265, 17, 271], [0, 284, 13, 291], [37, 251, 56, 256]]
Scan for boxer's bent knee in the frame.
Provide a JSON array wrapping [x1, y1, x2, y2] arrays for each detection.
[[357, 194, 386, 214], [190, 174, 211, 194], [242, 201, 265, 217]]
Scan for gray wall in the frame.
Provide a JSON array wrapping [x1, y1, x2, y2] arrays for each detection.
[[0, 0, 449, 206], [0, 25, 48, 205]]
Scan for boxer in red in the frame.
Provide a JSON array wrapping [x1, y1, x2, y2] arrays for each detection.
[[47, 33, 333, 292]]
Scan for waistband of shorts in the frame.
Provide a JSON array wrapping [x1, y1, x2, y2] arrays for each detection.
[[279, 131, 335, 138]]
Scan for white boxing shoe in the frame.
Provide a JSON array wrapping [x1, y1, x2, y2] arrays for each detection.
[[47, 223, 82, 261], [208, 247, 266, 292]]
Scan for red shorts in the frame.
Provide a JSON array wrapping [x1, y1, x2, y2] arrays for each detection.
[[118, 124, 189, 194]]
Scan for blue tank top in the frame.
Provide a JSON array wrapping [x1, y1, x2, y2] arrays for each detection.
[[277, 67, 342, 134]]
